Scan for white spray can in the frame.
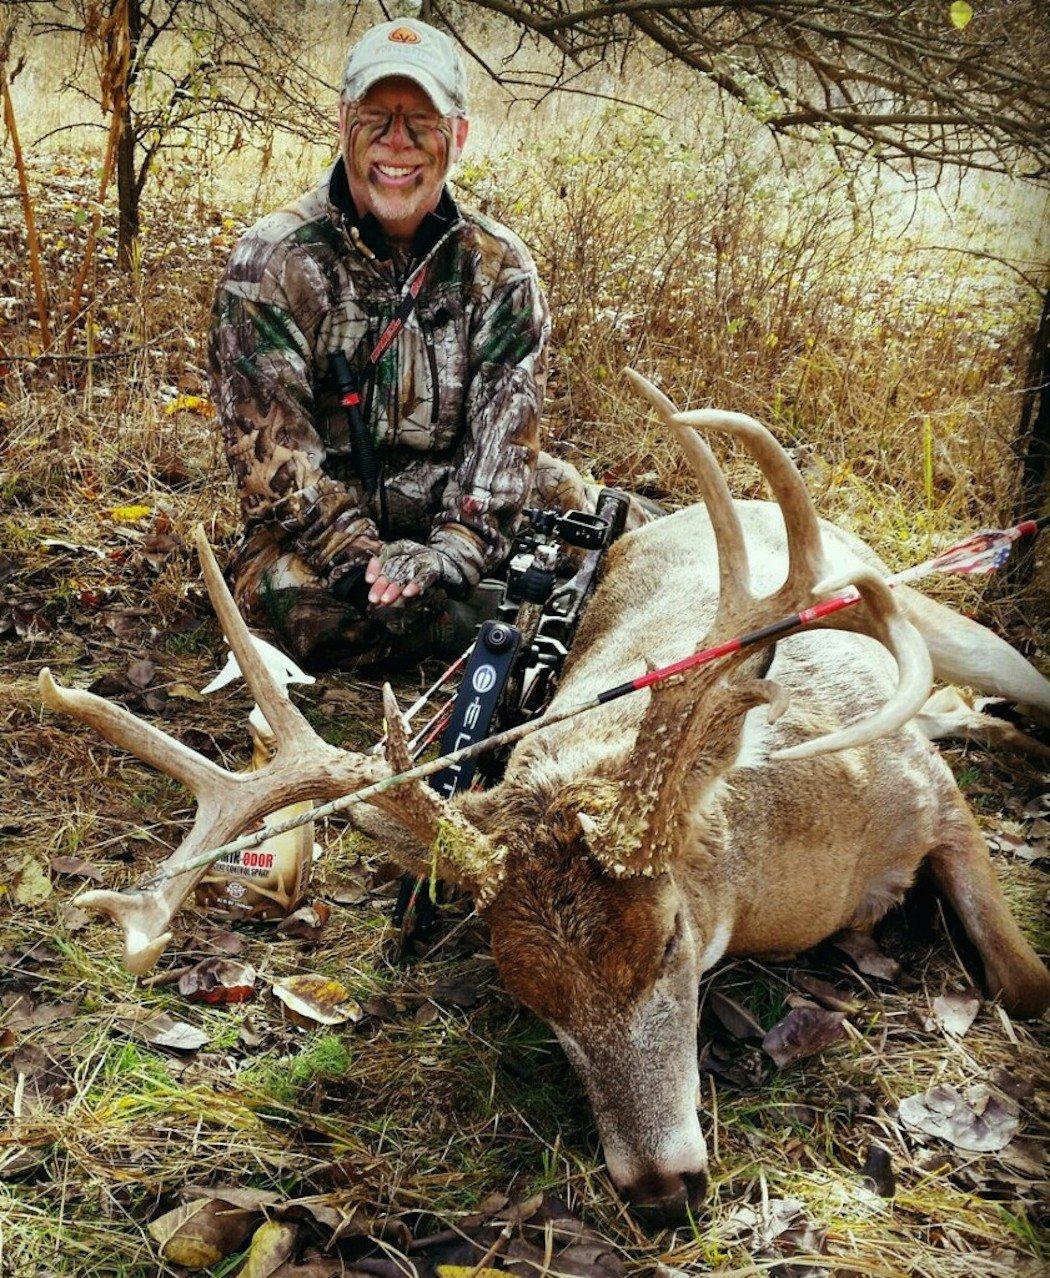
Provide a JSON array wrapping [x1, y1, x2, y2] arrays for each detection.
[[194, 636, 318, 920]]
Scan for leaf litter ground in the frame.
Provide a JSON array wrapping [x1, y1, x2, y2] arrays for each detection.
[[1, 157, 1048, 1277]]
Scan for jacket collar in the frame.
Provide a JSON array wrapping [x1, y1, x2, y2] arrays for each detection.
[[328, 156, 460, 264]]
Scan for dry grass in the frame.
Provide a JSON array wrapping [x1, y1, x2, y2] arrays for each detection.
[[1, 23, 1048, 1278]]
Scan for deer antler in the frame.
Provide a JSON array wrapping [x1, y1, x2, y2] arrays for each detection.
[[608, 371, 932, 878], [42, 527, 498, 974]]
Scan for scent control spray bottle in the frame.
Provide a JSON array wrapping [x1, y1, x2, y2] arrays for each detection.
[[194, 636, 317, 921]]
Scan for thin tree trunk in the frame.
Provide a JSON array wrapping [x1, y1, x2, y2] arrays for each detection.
[[2, 79, 52, 348], [1004, 288, 1050, 593], [116, 0, 141, 267]]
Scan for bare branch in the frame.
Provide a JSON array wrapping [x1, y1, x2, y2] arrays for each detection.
[[462, 0, 1049, 179]]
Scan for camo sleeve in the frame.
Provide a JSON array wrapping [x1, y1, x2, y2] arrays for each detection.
[[427, 244, 549, 591], [208, 242, 381, 590]]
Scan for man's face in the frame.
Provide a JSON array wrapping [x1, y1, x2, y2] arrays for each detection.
[[339, 76, 468, 240]]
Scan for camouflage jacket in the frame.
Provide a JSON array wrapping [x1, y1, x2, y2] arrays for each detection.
[[208, 158, 550, 595]]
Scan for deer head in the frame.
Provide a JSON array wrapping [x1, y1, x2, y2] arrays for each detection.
[[457, 372, 932, 1224]]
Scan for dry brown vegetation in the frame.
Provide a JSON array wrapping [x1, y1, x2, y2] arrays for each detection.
[[1, 8, 1048, 1277]]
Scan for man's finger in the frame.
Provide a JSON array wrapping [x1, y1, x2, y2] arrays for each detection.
[[402, 580, 421, 598], [380, 582, 403, 606], [365, 556, 382, 585], [368, 574, 391, 604]]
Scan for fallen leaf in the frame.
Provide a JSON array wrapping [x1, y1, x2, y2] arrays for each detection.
[[769, 1103, 818, 1128], [708, 990, 764, 1041], [49, 854, 104, 881], [762, 1003, 845, 1067], [414, 1001, 440, 1026], [998, 1137, 1043, 1177], [14, 859, 52, 906], [164, 394, 214, 416], [361, 995, 400, 1021], [932, 988, 980, 1037], [790, 973, 860, 1013], [271, 974, 361, 1027], [109, 504, 152, 523], [697, 1037, 766, 1089], [0, 939, 61, 969], [833, 931, 900, 981], [139, 530, 183, 571], [129, 1012, 208, 1052], [231, 1218, 297, 1277], [431, 978, 480, 1010], [330, 880, 368, 905], [149, 1187, 274, 1269], [1021, 793, 1048, 819], [191, 928, 245, 956], [860, 1143, 896, 1197], [1012, 839, 1047, 865], [722, 1197, 827, 1268], [262, 1252, 346, 1277], [276, 902, 330, 942], [190, 1186, 281, 1211], [8, 1043, 76, 1113], [990, 1068, 1034, 1103], [236, 1219, 352, 1276], [125, 657, 156, 689], [239, 1016, 269, 1050], [949, 1, 974, 31], [4, 998, 78, 1031], [898, 1082, 1018, 1152], [179, 957, 257, 1005], [168, 681, 207, 702], [87, 671, 134, 698]]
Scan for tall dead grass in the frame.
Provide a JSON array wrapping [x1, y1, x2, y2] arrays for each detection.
[[2, 98, 1045, 637]]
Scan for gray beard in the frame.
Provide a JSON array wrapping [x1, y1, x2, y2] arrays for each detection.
[[344, 142, 452, 232]]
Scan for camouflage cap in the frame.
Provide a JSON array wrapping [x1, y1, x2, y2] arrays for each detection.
[[341, 18, 468, 116]]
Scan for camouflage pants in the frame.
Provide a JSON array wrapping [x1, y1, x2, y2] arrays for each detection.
[[229, 451, 654, 672]]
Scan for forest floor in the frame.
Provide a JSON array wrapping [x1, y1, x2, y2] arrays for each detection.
[[0, 151, 1047, 1277]]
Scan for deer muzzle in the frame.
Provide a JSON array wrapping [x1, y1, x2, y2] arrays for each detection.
[[620, 1166, 709, 1228]]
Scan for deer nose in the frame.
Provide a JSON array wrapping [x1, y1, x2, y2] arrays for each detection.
[[623, 1167, 709, 1229]]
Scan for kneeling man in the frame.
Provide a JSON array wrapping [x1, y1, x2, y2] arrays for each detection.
[[209, 17, 643, 669]]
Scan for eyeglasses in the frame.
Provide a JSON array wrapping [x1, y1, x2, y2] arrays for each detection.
[[349, 106, 451, 141]]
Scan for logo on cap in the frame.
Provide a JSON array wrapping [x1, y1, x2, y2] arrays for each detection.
[[389, 26, 421, 43]]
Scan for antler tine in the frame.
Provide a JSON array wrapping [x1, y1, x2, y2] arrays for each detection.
[[773, 566, 933, 761], [623, 369, 751, 619], [671, 409, 827, 604], [192, 525, 312, 748], [74, 805, 242, 975]]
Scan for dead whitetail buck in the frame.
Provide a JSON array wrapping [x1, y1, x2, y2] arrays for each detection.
[[42, 371, 1049, 1228]]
